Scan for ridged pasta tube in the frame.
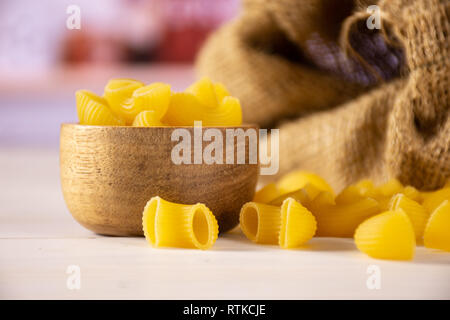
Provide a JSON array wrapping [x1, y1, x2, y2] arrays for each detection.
[[142, 197, 219, 250], [354, 210, 416, 260], [239, 198, 316, 248], [310, 197, 380, 237], [422, 188, 450, 214], [424, 200, 450, 251], [186, 77, 219, 108], [389, 194, 428, 239], [76, 90, 125, 126]]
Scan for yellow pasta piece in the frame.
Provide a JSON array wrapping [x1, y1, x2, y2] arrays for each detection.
[[186, 77, 219, 108], [276, 170, 334, 196], [279, 198, 317, 249], [132, 82, 171, 119], [104, 81, 170, 124], [162, 92, 205, 126], [389, 194, 428, 239], [354, 210, 416, 260], [239, 198, 316, 248], [253, 183, 281, 204], [269, 187, 311, 207], [422, 188, 450, 214], [311, 197, 380, 237], [132, 111, 165, 127], [104, 78, 144, 118], [214, 82, 230, 103], [202, 96, 243, 126], [239, 202, 281, 244], [76, 90, 125, 126], [423, 200, 450, 251], [336, 179, 376, 204], [142, 196, 218, 250], [402, 186, 422, 203], [375, 178, 403, 197]]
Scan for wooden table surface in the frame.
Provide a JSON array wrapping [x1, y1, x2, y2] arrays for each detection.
[[1, 147, 449, 299]]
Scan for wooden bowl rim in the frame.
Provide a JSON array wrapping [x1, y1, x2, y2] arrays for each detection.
[[61, 123, 260, 130]]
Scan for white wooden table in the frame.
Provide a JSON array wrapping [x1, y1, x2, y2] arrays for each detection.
[[1, 147, 449, 299]]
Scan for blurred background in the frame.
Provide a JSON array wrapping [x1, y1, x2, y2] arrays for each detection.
[[0, 0, 240, 148]]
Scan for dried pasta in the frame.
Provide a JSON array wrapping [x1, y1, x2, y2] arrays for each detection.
[[422, 188, 450, 214], [76, 90, 125, 126], [276, 170, 334, 196], [336, 179, 376, 204], [375, 179, 403, 197], [279, 198, 317, 249], [239, 202, 281, 244], [186, 77, 219, 108], [402, 186, 422, 203], [132, 111, 165, 127], [354, 210, 416, 260], [104, 78, 144, 120], [269, 187, 311, 207], [389, 194, 428, 239], [239, 198, 316, 248], [142, 196, 219, 250], [253, 183, 281, 204], [162, 92, 205, 126], [423, 200, 450, 251], [214, 82, 231, 102], [310, 197, 380, 237], [202, 96, 243, 126]]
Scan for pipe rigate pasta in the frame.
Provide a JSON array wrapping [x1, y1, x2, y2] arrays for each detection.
[[76, 90, 125, 126], [354, 210, 416, 260], [424, 200, 450, 251], [142, 196, 219, 250]]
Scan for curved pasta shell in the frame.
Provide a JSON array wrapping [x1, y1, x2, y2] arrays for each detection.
[[239, 202, 281, 244], [253, 183, 281, 204], [76, 90, 125, 126], [132, 82, 171, 119], [279, 198, 317, 249], [132, 111, 165, 127], [104, 79, 144, 119], [142, 197, 218, 250], [389, 194, 428, 238], [162, 92, 205, 126], [312, 197, 381, 237], [423, 200, 450, 251], [202, 96, 242, 126], [422, 188, 450, 214], [276, 171, 334, 196], [186, 77, 219, 108], [354, 210, 416, 260], [214, 82, 230, 103]]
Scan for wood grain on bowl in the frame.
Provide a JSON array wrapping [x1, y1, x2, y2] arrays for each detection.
[[60, 124, 259, 236]]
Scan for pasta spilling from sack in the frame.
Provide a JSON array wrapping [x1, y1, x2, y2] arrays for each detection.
[[354, 210, 416, 260], [142, 196, 219, 250], [424, 200, 450, 251], [76, 77, 242, 127], [239, 198, 316, 248], [252, 172, 450, 260]]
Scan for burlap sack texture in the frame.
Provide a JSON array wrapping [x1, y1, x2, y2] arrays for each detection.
[[197, 0, 449, 191]]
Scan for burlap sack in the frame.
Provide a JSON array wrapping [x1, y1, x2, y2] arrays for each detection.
[[197, 0, 449, 191]]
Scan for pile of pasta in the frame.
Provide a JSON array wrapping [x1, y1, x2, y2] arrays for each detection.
[[248, 171, 450, 260], [75, 77, 242, 127]]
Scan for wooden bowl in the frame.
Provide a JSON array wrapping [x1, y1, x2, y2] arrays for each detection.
[[60, 124, 259, 236]]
